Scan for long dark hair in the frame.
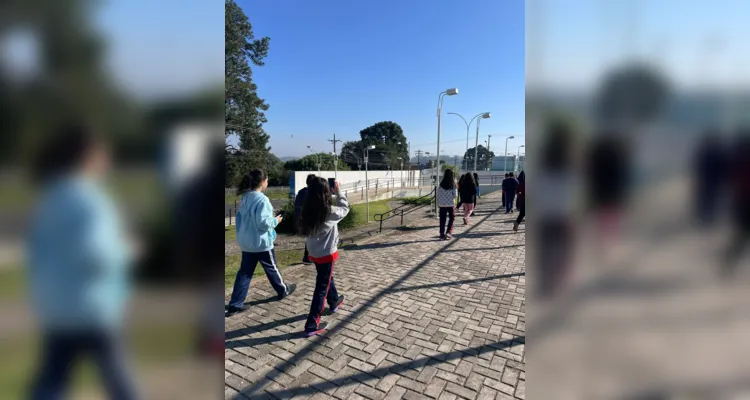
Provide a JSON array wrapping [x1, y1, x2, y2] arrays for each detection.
[[238, 169, 266, 194], [440, 169, 456, 190], [300, 177, 333, 236], [33, 122, 101, 184], [462, 173, 476, 189]]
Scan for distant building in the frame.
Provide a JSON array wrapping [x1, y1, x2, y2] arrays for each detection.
[[491, 155, 524, 172]]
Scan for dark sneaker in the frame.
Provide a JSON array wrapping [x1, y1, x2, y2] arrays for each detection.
[[330, 295, 345, 313], [463, 217, 468, 225], [513, 221, 519, 232], [224, 305, 245, 318], [278, 283, 297, 301], [302, 257, 313, 265], [305, 322, 329, 337], [446, 233, 453, 240], [439, 235, 446, 240]]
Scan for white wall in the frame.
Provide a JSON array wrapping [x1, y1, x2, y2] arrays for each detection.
[[289, 169, 514, 196]]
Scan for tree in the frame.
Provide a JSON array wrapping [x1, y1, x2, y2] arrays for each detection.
[[358, 121, 408, 170], [284, 154, 350, 172], [340, 141, 364, 170], [225, 0, 271, 173], [463, 145, 495, 171], [594, 63, 670, 128]]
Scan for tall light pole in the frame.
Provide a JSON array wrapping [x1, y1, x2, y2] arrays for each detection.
[[436, 88, 459, 213], [503, 136, 515, 173], [307, 145, 321, 173], [473, 113, 491, 172], [517, 145, 525, 172], [364, 145, 376, 222], [447, 111, 492, 173], [486, 135, 492, 171]]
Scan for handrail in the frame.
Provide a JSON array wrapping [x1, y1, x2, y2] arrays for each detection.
[[373, 189, 436, 233]]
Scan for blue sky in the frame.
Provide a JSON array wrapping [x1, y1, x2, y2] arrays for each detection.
[[240, 0, 525, 158]]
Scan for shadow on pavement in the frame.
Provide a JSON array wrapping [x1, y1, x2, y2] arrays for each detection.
[[386, 272, 525, 293], [232, 199, 508, 399]]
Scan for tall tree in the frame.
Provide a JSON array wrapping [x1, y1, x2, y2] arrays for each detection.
[[595, 63, 670, 128], [462, 145, 495, 171], [284, 154, 350, 172], [358, 121, 408, 170], [225, 0, 271, 185]]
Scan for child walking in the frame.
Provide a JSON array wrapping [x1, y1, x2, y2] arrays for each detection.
[[300, 177, 348, 336], [437, 169, 458, 240], [459, 173, 478, 224], [226, 169, 297, 317]]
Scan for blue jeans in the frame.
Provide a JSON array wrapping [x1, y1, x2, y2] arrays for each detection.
[[228, 250, 288, 307], [505, 191, 516, 213], [31, 330, 136, 400], [305, 261, 340, 331]]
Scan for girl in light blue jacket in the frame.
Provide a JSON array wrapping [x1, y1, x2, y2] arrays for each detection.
[[226, 169, 297, 317]]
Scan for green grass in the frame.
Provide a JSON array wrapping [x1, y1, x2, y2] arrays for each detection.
[[0, 323, 196, 399], [401, 196, 433, 206], [0, 266, 25, 302], [225, 188, 290, 206], [350, 199, 391, 226], [225, 248, 305, 289]]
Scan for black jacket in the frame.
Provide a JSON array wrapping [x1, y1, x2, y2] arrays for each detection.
[[294, 187, 308, 219]]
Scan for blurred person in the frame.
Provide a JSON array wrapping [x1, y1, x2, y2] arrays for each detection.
[[502, 172, 519, 214], [456, 173, 466, 211], [536, 118, 578, 298], [459, 173, 478, 225], [692, 130, 728, 227], [721, 133, 750, 275], [225, 169, 297, 317], [436, 169, 458, 240], [294, 174, 316, 264], [474, 172, 481, 200], [27, 123, 138, 400], [514, 170, 525, 232], [585, 131, 631, 256], [501, 172, 509, 206], [516, 170, 525, 211], [299, 177, 348, 336]]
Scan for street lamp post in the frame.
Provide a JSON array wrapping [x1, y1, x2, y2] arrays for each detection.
[[397, 157, 403, 187], [331, 152, 338, 179], [436, 88, 459, 213], [503, 136, 515, 173], [307, 145, 321, 173], [447, 111, 492, 174], [472, 113, 491, 172], [364, 145, 376, 222], [486, 135, 492, 171], [516, 145, 525, 172]]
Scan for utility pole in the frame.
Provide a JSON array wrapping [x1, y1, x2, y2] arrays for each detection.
[[328, 134, 342, 179]]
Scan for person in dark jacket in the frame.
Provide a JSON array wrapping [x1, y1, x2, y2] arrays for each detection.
[[722, 134, 750, 276], [502, 172, 519, 213], [295, 174, 316, 264], [459, 173, 478, 224], [473, 172, 480, 203], [456, 173, 466, 210], [502, 173, 509, 206], [514, 171, 525, 231], [693, 131, 727, 227]]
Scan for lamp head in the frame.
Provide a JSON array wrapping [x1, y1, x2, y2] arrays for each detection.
[[481, 112, 491, 119], [367, 145, 376, 150], [445, 88, 459, 96], [509, 136, 515, 139]]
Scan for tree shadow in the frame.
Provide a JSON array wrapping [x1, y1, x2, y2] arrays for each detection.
[[259, 336, 524, 399], [225, 314, 307, 340], [232, 201, 508, 398], [441, 244, 525, 253], [225, 331, 308, 349], [387, 272, 525, 293]]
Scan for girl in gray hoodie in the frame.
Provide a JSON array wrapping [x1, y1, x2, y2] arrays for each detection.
[[299, 177, 349, 336]]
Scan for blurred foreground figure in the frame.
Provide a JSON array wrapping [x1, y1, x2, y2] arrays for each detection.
[[585, 131, 631, 259], [26, 124, 137, 399], [536, 119, 577, 298], [692, 130, 728, 228], [722, 133, 750, 275]]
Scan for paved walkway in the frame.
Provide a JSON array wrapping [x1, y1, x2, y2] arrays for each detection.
[[224, 191, 526, 399]]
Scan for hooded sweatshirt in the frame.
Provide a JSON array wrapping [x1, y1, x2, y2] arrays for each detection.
[[236, 191, 278, 253], [305, 193, 350, 262]]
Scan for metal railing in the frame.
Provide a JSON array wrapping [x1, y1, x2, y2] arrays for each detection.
[[373, 189, 435, 233]]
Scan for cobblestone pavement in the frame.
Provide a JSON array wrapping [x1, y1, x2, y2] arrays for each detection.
[[225, 191, 526, 399]]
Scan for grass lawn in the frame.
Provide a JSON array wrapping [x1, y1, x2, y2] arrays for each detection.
[[225, 188, 290, 207], [350, 199, 391, 227], [0, 266, 25, 302], [0, 323, 196, 400]]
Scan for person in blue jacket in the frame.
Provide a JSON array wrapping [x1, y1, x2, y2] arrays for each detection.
[[225, 169, 297, 317], [27, 123, 137, 400]]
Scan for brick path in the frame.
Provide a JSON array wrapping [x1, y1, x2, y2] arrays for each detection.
[[225, 191, 526, 399]]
